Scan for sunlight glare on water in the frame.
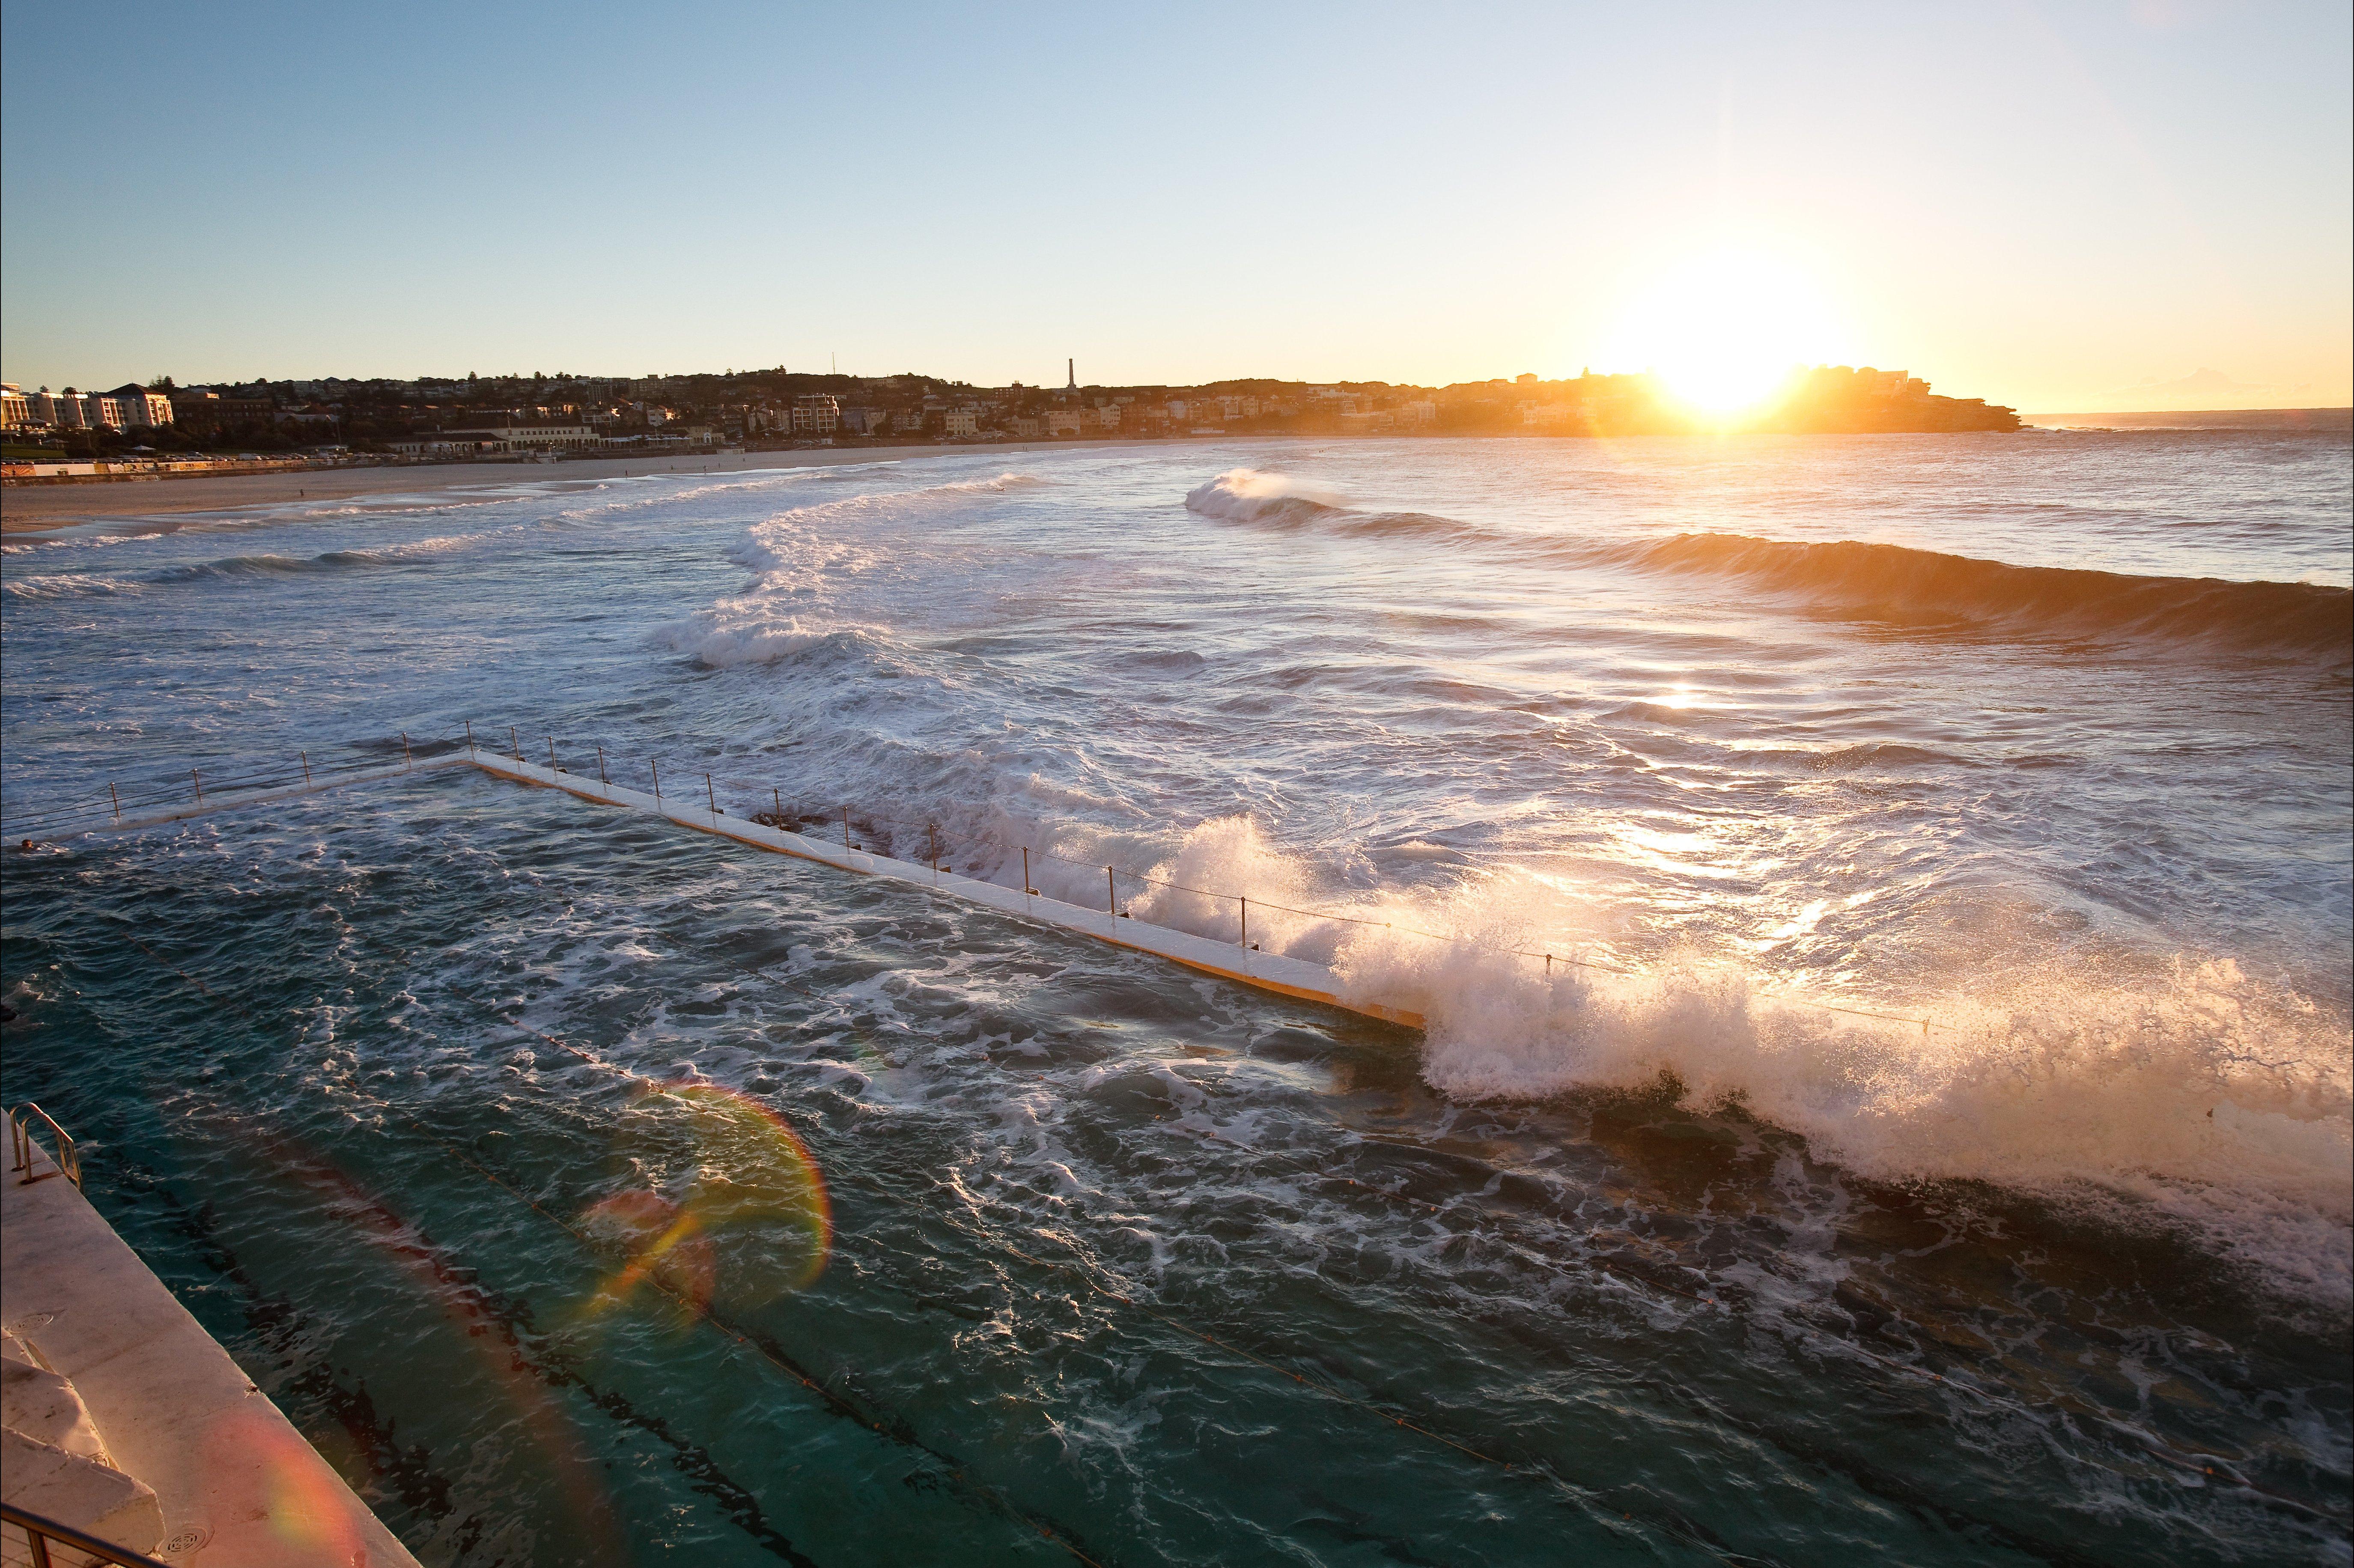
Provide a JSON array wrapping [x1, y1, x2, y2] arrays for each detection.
[[3, 429, 2349, 1565]]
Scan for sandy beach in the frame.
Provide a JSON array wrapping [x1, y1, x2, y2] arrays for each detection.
[[0, 441, 1112, 534]]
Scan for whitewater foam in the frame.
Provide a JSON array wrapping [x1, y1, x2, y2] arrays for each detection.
[[1034, 811, 2354, 1298], [653, 474, 1048, 666], [1183, 468, 1351, 524]]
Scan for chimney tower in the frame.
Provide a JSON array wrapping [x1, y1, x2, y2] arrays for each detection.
[[1067, 358, 1076, 391]]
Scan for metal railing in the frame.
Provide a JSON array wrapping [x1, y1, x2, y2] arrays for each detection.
[[7, 1104, 80, 1192], [0, 719, 1954, 1039], [0, 1502, 170, 1568]]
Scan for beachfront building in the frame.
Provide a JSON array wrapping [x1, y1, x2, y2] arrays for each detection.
[[0, 384, 27, 429], [942, 408, 979, 438], [101, 385, 176, 426], [168, 390, 275, 427], [791, 394, 840, 435], [389, 433, 513, 456], [427, 419, 596, 450]]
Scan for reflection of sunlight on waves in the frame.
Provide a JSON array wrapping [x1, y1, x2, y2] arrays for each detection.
[[1112, 814, 2351, 1297]]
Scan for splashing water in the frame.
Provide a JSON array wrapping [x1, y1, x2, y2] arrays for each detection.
[[3, 432, 2347, 1565]]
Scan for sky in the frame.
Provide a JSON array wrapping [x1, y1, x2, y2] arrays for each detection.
[[2, 2, 2348, 411]]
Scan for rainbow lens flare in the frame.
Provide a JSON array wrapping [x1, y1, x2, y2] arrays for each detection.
[[581, 1081, 833, 1315]]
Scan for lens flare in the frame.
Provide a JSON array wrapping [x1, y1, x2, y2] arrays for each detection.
[[204, 1403, 367, 1560], [581, 1081, 833, 1315], [186, 1115, 625, 1562]]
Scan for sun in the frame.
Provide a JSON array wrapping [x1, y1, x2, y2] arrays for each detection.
[[1607, 245, 1849, 418]]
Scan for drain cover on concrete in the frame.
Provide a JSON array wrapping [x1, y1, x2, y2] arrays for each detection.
[[161, 1524, 212, 1555]]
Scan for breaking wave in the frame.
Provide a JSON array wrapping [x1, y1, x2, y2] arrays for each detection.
[[652, 602, 889, 668], [1612, 534, 2354, 662], [1116, 815, 2353, 1299], [140, 528, 520, 584], [655, 474, 1043, 668], [1186, 473, 2351, 662], [1185, 468, 1498, 548], [1, 572, 143, 600], [1184, 468, 1352, 525]]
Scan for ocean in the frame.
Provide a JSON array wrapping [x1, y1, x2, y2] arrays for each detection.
[[3, 429, 2348, 1566]]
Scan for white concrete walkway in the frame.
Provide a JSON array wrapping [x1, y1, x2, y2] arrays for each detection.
[[1, 1126, 420, 1568]]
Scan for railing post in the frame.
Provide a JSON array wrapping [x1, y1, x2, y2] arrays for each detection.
[[1108, 865, 1117, 918], [1023, 847, 1032, 897], [191, 769, 203, 807], [1240, 895, 1247, 949], [548, 736, 558, 772], [510, 726, 521, 763], [843, 806, 850, 849], [651, 760, 661, 802], [300, 751, 312, 787], [402, 731, 413, 771], [108, 782, 121, 821], [773, 787, 782, 822], [465, 719, 475, 756], [705, 772, 717, 818], [597, 746, 608, 786]]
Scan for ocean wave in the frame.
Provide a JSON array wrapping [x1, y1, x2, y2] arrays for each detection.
[[0, 572, 143, 600], [1383, 939, 2350, 1296], [1109, 817, 2352, 1299], [654, 471, 1050, 664], [652, 599, 889, 668], [1186, 469, 1525, 552], [137, 526, 533, 584], [1184, 468, 1352, 525], [146, 552, 367, 582], [659, 474, 1048, 665], [1611, 534, 2354, 661]]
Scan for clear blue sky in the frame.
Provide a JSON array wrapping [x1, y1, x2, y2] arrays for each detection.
[[3, 1, 2347, 408]]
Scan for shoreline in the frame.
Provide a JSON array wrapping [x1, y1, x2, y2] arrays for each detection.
[[6, 410, 2345, 537], [0, 440, 1128, 536]]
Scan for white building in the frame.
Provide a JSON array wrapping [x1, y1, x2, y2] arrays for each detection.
[[440, 420, 595, 449], [0, 384, 27, 429], [102, 385, 175, 426], [941, 408, 978, 438], [791, 395, 840, 435], [390, 434, 510, 457]]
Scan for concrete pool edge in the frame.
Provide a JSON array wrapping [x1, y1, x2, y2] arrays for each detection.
[[1, 1119, 423, 1567]]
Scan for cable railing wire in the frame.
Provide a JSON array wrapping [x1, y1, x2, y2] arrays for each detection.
[[2, 729, 469, 835], [6, 720, 1952, 1040], [75, 867, 2326, 1547]]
